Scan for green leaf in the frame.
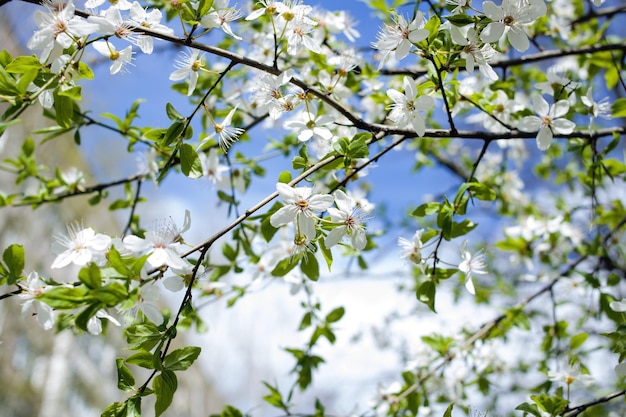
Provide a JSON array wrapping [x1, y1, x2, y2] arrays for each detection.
[[434, 268, 458, 281], [163, 346, 201, 371], [53, 91, 73, 128], [299, 312, 312, 330], [271, 257, 298, 277], [443, 403, 454, 417], [180, 143, 203, 179], [468, 182, 497, 201], [165, 102, 185, 121], [424, 15, 441, 43], [143, 128, 167, 142], [153, 370, 177, 417], [39, 286, 89, 309], [197, 0, 214, 17], [116, 358, 136, 392], [319, 237, 333, 271], [125, 322, 163, 351], [514, 402, 542, 417], [57, 85, 82, 101], [75, 302, 103, 331], [77, 61, 94, 80], [17, 68, 39, 94], [448, 218, 477, 238], [278, 170, 292, 183], [3, 244, 24, 285], [126, 349, 158, 370], [219, 405, 243, 417], [262, 382, 289, 411], [612, 97, 626, 118], [78, 263, 102, 289], [92, 282, 128, 306], [570, 332, 588, 350], [445, 14, 475, 26], [101, 398, 142, 417], [347, 134, 369, 158], [162, 121, 185, 147], [325, 307, 345, 323], [416, 280, 437, 313], [530, 393, 568, 414], [0, 119, 21, 136], [300, 251, 319, 281], [261, 203, 282, 242], [222, 242, 237, 262], [6, 56, 41, 74], [411, 202, 441, 217]]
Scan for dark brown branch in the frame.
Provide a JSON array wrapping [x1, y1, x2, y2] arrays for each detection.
[[122, 178, 142, 237], [9, 174, 144, 207], [0, 288, 21, 300], [381, 43, 626, 78], [563, 388, 626, 416], [571, 5, 626, 25]]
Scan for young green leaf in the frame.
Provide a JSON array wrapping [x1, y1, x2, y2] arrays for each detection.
[[153, 370, 178, 417], [163, 346, 201, 371]]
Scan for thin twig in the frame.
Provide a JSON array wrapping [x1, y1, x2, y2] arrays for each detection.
[[122, 178, 143, 237], [563, 388, 626, 416]]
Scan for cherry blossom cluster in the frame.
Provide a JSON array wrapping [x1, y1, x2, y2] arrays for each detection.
[[17, 211, 195, 332], [271, 182, 372, 254], [398, 230, 487, 295]]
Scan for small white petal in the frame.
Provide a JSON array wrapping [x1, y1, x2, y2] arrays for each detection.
[[507, 26, 530, 52], [536, 126, 553, 150]]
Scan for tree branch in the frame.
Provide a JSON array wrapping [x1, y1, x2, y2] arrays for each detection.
[[381, 43, 626, 77], [563, 388, 626, 416]]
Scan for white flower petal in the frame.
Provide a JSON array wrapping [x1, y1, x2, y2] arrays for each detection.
[[536, 126, 553, 150], [518, 115, 542, 132], [482, 1, 504, 20], [551, 118, 575, 134], [507, 26, 530, 52], [325, 226, 345, 248], [480, 22, 505, 44], [270, 205, 297, 227]]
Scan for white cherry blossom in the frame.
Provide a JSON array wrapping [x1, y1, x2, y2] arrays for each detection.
[[200, 0, 243, 40], [480, 0, 547, 52], [136, 284, 163, 324], [398, 229, 425, 265], [199, 106, 245, 152], [325, 190, 370, 250], [18, 271, 56, 330], [581, 87, 612, 129], [129, 2, 174, 54], [450, 26, 499, 81], [270, 183, 334, 239], [169, 48, 205, 96], [246, 0, 280, 21], [123, 210, 192, 270], [275, 0, 313, 25], [285, 12, 320, 55], [92, 41, 134, 74], [88, 5, 135, 40], [200, 148, 229, 187], [517, 94, 575, 150], [387, 76, 435, 136], [284, 110, 334, 142], [372, 12, 428, 68], [28, 0, 98, 59], [459, 240, 487, 295], [51, 223, 112, 269]]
